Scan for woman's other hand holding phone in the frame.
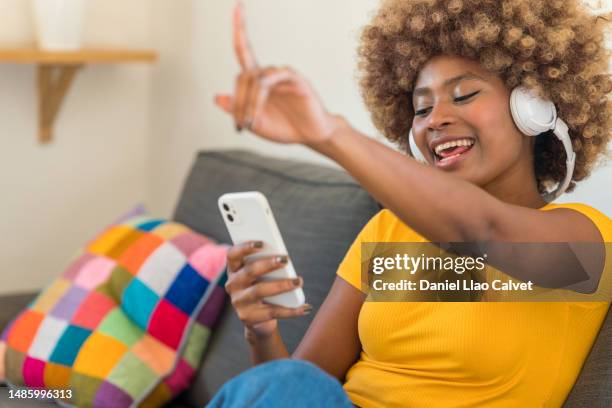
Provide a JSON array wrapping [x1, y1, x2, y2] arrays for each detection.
[[214, 3, 344, 146], [225, 241, 312, 342]]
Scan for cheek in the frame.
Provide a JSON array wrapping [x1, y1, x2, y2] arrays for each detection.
[[411, 120, 429, 152], [466, 99, 513, 133], [467, 100, 521, 155]]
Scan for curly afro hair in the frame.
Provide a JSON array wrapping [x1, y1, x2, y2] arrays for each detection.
[[358, 0, 611, 194]]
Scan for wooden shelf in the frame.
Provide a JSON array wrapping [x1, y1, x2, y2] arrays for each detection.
[[0, 48, 157, 64], [0, 48, 157, 143]]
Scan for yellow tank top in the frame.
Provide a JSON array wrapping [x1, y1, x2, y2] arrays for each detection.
[[337, 203, 611, 408]]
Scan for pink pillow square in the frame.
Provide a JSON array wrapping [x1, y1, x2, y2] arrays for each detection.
[[73, 257, 116, 290], [72, 292, 116, 330]]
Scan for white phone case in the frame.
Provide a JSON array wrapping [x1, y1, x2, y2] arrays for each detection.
[[218, 191, 306, 308]]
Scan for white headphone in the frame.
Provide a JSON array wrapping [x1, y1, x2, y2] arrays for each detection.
[[408, 86, 576, 202]]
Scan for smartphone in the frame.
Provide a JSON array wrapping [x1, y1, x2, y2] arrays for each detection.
[[218, 191, 306, 308]]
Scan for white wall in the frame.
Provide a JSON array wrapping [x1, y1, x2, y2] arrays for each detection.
[[1, 0, 610, 294], [0, 0, 153, 294], [147, 0, 383, 217], [147, 0, 611, 218]]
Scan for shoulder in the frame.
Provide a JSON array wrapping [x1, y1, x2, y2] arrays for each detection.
[[544, 203, 612, 296], [363, 208, 425, 242], [541, 203, 612, 242]]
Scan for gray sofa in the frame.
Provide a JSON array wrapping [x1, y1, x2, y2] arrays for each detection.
[[0, 149, 610, 407]]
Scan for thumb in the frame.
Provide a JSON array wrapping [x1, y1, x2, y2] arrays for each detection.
[[214, 94, 234, 114]]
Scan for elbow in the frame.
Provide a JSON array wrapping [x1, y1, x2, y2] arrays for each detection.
[[457, 213, 495, 243], [457, 197, 500, 242]]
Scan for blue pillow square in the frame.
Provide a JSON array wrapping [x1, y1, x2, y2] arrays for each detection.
[[49, 325, 92, 366], [122, 279, 160, 329], [136, 220, 165, 232], [165, 264, 209, 314]]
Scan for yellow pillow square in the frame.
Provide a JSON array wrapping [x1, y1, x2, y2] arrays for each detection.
[[73, 333, 128, 378], [150, 222, 190, 240], [88, 226, 134, 256]]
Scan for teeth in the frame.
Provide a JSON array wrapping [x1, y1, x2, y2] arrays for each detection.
[[434, 138, 474, 155]]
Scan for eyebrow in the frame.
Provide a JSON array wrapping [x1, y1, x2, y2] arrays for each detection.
[[412, 72, 487, 98]]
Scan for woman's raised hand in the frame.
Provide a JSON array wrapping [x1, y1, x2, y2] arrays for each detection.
[[214, 3, 342, 145]]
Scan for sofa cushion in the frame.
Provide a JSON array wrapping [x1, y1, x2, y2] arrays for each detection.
[[172, 150, 381, 405], [563, 307, 612, 407]]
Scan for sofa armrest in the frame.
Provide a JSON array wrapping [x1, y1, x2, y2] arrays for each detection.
[[0, 293, 38, 334]]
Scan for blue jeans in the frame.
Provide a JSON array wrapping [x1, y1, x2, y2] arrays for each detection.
[[206, 359, 355, 408]]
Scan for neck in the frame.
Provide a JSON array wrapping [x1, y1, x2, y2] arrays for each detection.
[[485, 179, 547, 209], [482, 142, 548, 209]]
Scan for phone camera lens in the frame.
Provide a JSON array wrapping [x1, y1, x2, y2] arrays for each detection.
[[227, 214, 234, 222], [222, 203, 230, 211]]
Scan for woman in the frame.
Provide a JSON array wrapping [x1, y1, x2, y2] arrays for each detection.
[[211, 0, 611, 406]]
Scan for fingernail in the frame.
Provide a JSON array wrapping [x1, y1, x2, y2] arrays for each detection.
[[302, 304, 313, 313], [276, 256, 288, 264], [252, 241, 263, 248], [292, 277, 302, 287]]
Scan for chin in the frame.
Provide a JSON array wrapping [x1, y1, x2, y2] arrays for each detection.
[[442, 166, 487, 187]]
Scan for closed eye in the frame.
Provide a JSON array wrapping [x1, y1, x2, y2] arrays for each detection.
[[414, 90, 481, 116], [454, 90, 480, 102]]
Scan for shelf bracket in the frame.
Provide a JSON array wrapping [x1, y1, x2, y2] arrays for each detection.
[[37, 64, 82, 143]]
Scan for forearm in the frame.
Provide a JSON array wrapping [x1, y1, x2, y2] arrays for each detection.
[[245, 327, 290, 365], [309, 116, 494, 242]]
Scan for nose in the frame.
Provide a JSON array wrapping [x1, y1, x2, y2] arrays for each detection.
[[426, 100, 457, 132]]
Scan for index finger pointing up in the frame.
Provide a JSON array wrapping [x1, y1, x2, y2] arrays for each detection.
[[233, 2, 258, 70]]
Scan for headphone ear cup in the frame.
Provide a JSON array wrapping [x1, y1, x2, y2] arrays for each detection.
[[409, 129, 428, 164], [510, 87, 557, 136], [509, 87, 576, 201]]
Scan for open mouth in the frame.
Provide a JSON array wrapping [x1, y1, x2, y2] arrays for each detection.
[[433, 138, 475, 167]]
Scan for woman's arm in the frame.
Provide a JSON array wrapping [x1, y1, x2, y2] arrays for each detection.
[[309, 117, 491, 243], [245, 276, 364, 380], [245, 327, 289, 364], [309, 118, 604, 289], [292, 277, 364, 381], [311, 117, 603, 244], [225, 240, 363, 372]]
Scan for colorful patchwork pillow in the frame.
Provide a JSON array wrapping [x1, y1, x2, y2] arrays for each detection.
[[0, 213, 229, 407]]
